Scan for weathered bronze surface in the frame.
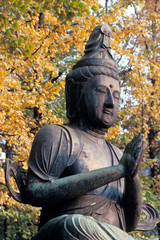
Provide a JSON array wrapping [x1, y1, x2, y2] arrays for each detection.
[[5, 24, 159, 240]]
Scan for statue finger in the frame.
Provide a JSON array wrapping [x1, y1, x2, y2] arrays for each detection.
[[134, 146, 141, 161], [136, 140, 144, 162], [132, 137, 142, 154], [132, 145, 144, 177], [124, 134, 142, 155], [125, 135, 137, 152], [129, 134, 141, 150], [137, 144, 144, 165]]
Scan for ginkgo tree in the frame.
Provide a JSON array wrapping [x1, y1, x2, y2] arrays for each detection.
[[0, 0, 159, 239]]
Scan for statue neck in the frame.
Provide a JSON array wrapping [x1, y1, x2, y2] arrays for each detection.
[[70, 119, 107, 139]]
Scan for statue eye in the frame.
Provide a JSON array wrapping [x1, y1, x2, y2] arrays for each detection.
[[96, 86, 107, 93], [113, 91, 120, 99]]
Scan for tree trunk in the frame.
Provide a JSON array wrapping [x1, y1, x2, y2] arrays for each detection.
[[105, 0, 109, 13]]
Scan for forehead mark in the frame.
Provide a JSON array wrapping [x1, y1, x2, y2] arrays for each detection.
[[95, 77, 119, 89]]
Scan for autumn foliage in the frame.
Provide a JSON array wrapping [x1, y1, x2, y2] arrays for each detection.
[[0, 0, 159, 239]]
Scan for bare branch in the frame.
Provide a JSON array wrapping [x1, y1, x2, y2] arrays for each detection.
[[0, 131, 15, 137]]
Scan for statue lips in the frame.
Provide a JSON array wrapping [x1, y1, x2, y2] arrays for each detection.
[[103, 109, 113, 115]]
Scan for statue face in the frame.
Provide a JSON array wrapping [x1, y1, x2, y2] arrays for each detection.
[[80, 75, 120, 129]]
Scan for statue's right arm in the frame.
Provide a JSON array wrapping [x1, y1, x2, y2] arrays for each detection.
[[25, 163, 125, 207]]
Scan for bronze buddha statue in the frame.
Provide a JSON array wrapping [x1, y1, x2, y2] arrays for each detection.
[[5, 24, 159, 240]]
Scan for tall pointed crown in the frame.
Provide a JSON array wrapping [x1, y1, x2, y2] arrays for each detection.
[[66, 24, 120, 83]]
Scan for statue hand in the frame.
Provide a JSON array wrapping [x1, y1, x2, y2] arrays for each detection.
[[120, 134, 144, 179]]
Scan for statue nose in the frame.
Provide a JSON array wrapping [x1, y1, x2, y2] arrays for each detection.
[[104, 91, 114, 108]]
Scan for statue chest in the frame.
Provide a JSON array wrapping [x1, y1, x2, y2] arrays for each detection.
[[63, 133, 117, 176]]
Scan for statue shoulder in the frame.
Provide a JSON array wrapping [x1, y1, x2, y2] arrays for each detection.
[[34, 125, 82, 152], [28, 125, 83, 181], [35, 124, 65, 140], [28, 125, 72, 181], [31, 124, 74, 150]]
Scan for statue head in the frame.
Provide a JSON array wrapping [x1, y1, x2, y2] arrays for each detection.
[[65, 24, 120, 130]]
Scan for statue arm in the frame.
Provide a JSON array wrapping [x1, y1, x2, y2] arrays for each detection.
[[25, 164, 125, 207], [123, 175, 142, 232], [120, 134, 144, 232]]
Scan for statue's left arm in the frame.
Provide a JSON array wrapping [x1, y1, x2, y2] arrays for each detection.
[[123, 175, 142, 232], [120, 134, 144, 232]]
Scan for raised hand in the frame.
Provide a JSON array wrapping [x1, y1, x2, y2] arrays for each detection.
[[119, 134, 144, 179]]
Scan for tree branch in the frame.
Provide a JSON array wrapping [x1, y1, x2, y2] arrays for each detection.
[[0, 131, 15, 137]]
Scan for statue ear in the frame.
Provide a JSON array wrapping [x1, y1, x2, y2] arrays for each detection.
[[65, 79, 76, 119], [65, 78, 75, 100]]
